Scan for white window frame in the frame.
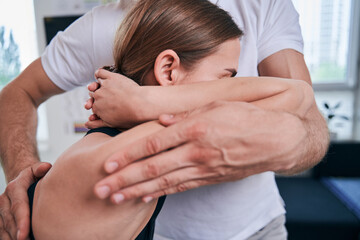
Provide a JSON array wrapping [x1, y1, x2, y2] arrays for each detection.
[[312, 0, 360, 91]]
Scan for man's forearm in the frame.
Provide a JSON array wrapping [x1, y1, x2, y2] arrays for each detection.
[[276, 104, 330, 175], [258, 49, 330, 174], [0, 83, 40, 182], [0, 58, 63, 182], [139, 75, 327, 175]]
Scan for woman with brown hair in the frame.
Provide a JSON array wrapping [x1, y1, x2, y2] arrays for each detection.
[[28, 0, 313, 239]]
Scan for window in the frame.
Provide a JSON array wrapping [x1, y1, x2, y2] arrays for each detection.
[[292, 0, 360, 140], [0, 1, 38, 89], [292, 0, 359, 88]]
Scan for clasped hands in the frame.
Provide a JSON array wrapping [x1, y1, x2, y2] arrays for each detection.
[[84, 69, 305, 204]]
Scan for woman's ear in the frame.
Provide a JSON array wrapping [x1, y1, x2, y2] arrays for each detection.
[[154, 50, 183, 86]]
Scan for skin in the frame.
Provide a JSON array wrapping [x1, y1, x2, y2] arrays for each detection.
[[30, 39, 320, 240], [31, 121, 164, 240], [0, 32, 328, 240], [0, 59, 63, 240], [89, 48, 327, 202], [32, 39, 242, 239]]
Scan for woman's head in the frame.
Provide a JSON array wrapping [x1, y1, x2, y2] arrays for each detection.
[[113, 0, 243, 85]]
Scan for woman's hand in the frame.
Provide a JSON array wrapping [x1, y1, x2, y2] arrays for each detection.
[[85, 69, 146, 129], [0, 162, 51, 240], [93, 101, 307, 203]]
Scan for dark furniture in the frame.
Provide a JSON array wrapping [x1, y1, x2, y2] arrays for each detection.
[[276, 142, 360, 240]]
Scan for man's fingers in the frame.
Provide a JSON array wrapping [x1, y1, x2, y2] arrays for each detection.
[[13, 204, 30, 240], [0, 217, 13, 240], [0, 164, 45, 240], [143, 179, 207, 201], [159, 101, 230, 127], [159, 110, 200, 126], [0, 229, 11, 240], [109, 167, 203, 203], [3, 206, 17, 239], [7, 182, 31, 240], [32, 162, 52, 179], [158, 113, 184, 126], [4, 170, 32, 240], [104, 124, 189, 172], [12, 201, 30, 240], [95, 144, 195, 200], [0, 195, 17, 239]]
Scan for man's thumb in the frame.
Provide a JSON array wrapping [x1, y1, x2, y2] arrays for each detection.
[[32, 162, 52, 178], [159, 112, 189, 126]]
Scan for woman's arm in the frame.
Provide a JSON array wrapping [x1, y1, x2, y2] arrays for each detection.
[[144, 77, 313, 118], [32, 121, 164, 240], [89, 70, 314, 129]]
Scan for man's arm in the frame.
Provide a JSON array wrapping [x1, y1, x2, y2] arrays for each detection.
[[0, 58, 63, 240], [90, 49, 330, 203], [258, 49, 330, 174], [0, 58, 63, 181]]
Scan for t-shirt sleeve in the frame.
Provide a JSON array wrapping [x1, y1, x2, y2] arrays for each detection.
[[257, 0, 304, 64], [41, 10, 97, 91], [41, 3, 123, 91]]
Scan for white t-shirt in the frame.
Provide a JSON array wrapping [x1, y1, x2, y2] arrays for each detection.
[[41, 0, 303, 239]]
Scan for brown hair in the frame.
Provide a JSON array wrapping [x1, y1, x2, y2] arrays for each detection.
[[113, 0, 243, 85]]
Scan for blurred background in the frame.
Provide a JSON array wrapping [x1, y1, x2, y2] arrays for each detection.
[[0, 0, 359, 238], [0, 0, 119, 189]]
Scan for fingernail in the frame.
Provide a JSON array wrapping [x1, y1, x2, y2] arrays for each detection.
[[17, 230, 20, 240], [106, 162, 119, 173], [96, 185, 110, 199], [113, 193, 125, 204], [143, 196, 153, 203]]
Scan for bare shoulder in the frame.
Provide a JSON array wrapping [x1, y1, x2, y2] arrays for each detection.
[[31, 123, 163, 239]]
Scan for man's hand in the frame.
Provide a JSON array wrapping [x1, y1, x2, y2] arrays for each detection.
[[0, 162, 51, 240], [84, 69, 144, 129], [93, 101, 306, 204]]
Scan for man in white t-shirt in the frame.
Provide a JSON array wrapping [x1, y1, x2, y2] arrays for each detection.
[[0, 0, 329, 239]]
